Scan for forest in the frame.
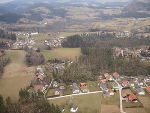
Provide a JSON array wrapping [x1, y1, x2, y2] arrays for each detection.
[[58, 33, 150, 84]]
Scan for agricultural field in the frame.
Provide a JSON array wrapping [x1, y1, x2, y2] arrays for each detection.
[[0, 50, 34, 101], [101, 91, 120, 113], [41, 48, 81, 61], [49, 93, 102, 113]]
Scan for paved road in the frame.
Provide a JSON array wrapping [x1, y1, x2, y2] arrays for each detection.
[[113, 78, 126, 113], [47, 91, 103, 100]]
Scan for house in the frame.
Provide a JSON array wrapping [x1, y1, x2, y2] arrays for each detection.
[[144, 77, 150, 83], [103, 91, 110, 98], [112, 82, 120, 90], [108, 89, 114, 96], [135, 88, 145, 95], [34, 85, 44, 91], [103, 73, 110, 78], [100, 82, 108, 91], [72, 83, 80, 94], [37, 74, 43, 80], [146, 86, 150, 93], [80, 83, 89, 93], [53, 81, 59, 88], [122, 81, 129, 87], [54, 88, 60, 96], [59, 85, 66, 90], [125, 94, 138, 102], [70, 106, 78, 113], [129, 81, 135, 88], [112, 72, 120, 79], [100, 79, 107, 82], [103, 73, 113, 81]]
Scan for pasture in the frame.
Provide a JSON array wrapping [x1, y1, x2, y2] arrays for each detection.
[[49, 93, 102, 113], [0, 50, 34, 101], [41, 48, 81, 61]]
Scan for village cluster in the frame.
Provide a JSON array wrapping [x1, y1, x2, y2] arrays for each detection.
[[114, 47, 150, 60], [99, 72, 150, 102]]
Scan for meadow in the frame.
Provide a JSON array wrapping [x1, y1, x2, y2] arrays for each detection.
[[41, 48, 81, 61], [0, 50, 34, 101], [49, 93, 102, 113]]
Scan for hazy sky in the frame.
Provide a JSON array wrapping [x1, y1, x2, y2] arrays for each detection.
[[0, 0, 131, 3]]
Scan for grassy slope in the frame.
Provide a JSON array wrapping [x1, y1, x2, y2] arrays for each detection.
[[0, 50, 34, 101], [41, 48, 81, 61], [49, 93, 102, 113]]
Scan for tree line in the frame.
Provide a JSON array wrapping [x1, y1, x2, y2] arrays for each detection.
[[0, 56, 10, 76], [0, 29, 16, 40], [0, 88, 61, 113]]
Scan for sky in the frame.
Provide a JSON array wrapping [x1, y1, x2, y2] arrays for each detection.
[[0, 0, 131, 3]]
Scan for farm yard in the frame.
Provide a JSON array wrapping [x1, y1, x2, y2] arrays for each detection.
[[41, 48, 81, 61], [0, 50, 34, 101], [49, 93, 102, 113]]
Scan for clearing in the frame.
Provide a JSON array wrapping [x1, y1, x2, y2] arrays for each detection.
[[41, 48, 81, 61], [0, 50, 34, 101]]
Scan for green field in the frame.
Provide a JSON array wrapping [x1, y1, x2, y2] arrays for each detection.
[[0, 50, 34, 101], [41, 48, 81, 61], [49, 93, 102, 113]]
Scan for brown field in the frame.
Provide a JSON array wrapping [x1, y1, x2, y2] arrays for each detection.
[[0, 50, 34, 101], [101, 105, 120, 113], [41, 48, 81, 61]]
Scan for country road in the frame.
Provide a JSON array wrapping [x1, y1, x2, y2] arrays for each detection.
[[47, 90, 103, 100]]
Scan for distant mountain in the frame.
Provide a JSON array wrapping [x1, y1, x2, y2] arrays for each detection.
[[124, 0, 150, 12], [0, 0, 131, 23]]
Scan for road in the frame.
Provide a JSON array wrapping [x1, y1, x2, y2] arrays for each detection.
[[113, 78, 126, 113], [47, 90, 102, 100]]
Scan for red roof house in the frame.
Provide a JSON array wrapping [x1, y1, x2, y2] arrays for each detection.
[[34, 85, 44, 91], [80, 83, 87, 90], [122, 81, 129, 87], [37, 74, 43, 80], [128, 94, 138, 101], [113, 72, 120, 78], [100, 79, 107, 82], [146, 86, 150, 93]]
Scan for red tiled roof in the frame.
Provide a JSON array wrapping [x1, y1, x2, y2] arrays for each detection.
[[80, 83, 87, 89], [128, 94, 137, 101], [37, 74, 43, 80], [108, 89, 113, 93], [115, 48, 121, 53], [100, 79, 107, 82], [122, 81, 129, 86], [34, 85, 44, 91], [146, 86, 150, 93], [113, 72, 120, 76], [103, 73, 110, 77]]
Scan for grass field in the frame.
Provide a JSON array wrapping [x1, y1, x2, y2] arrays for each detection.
[[41, 48, 81, 61], [49, 93, 102, 113], [0, 50, 34, 101]]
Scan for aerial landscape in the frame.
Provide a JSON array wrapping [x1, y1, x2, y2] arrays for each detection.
[[0, 0, 150, 113]]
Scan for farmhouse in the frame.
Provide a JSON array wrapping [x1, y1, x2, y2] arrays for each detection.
[[122, 81, 129, 87], [100, 82, 108, 91], [127, 94, 138, 102], [72, 83, 80, 94], [112, 72, 120, 79], [135, 88, 145, 95], [80, 83, 89, 93]]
